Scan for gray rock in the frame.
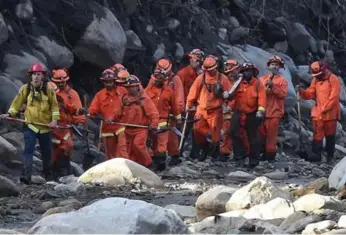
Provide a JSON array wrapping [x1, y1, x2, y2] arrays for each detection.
[[153, 43, 165, 61], [273, 40, 288, 53], [165, 204, 196, 219], [218, 28, 228, 40], [166, 165, 201, 179], [286, 22, 314, 54], [0, 76, 22, 114], [0, 13, 8, 45], [125, 30, 143, 50], [312, 168, 326, 177], [35, 201, 55, 214], [0, 136, 18, 162], [73, 2, 127, 68], [59, 175, 78, 184], [279, 211, 308, 231], [0, 175, 19, 198], [0, 229, 23, 234], [228, 16, 240, 29], [230, 26, 249, 43], [226, 171, 256, 182], [284, 215, 322, 234], [302, 220, 336, 234], [195, 186, 236, 221], [294, 194, 345, 212], [263, 171, 288, 180], [54, 182, 86, 195], [121, 0, 138, 15], [70, 162, 84, 176], [29, 197, 188, 234], [2, 131, 24, 153], [15, 0, 33, 21], [174, 43, 184, 62], [58, 199, 82, 209], [167, 18, 180, 30], [31, 175, 46, 185], [42, 206, 76, 217]]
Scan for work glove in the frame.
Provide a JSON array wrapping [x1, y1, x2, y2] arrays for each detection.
[[265, 80, 273, 89], [148, 126, 158, 135], [295, 85, 302, 92], [255, 110, 265, 122], [176, 122, 183, 132], [0, 113, 10, 119], [223, 91, 230, 99], [76, 107, 88, 115], [76, 123, 85, 134]]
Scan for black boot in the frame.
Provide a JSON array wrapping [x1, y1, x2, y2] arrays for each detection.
[[218, 154, 229, 162], [189, 143, 201, 160], [308, 141, 323, 162], [20, 154, 32, 185], [153, 153, 167, 171], [325, 135, 336, 163], [259, 153, 267, 161], [198, 146, 209, 162], [209, 142, 220, 162], [248, 155, 260, 168], [266, 152, 276, 162], [168, 155, 182, 166]]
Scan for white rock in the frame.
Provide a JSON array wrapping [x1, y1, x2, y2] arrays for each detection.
[[226, 176, 292, 211], [165, 204, 196, 219], [28, 197, 188, 234], [54, 182, 86, 195], [293, 194, 345, 212], [263, 171, 288, 180], [227, 170, 255, 182], [338, 215, 346, 228], [219, 210, 248, 217], [0, 229, 23, 234], [15, 0, 33, 21], [243, 197, 294, 220], [195, 185, 236, 221], [78, 158, 163, 189], [328, 156, 346, 190], [302, 220, 336, 234], [218, 28, 228, 40], [59, 175, 78, 184]]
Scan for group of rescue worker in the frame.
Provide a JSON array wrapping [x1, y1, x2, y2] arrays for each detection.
[[0, 48, 341, 184]]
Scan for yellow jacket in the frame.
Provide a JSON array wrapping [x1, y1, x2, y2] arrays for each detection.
[[8, 83, 60, 133]]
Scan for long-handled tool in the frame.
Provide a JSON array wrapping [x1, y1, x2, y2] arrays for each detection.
[[4, 117, 71, 129], [82, 95, 95, 171], [178, 112, 189, 156], [296, 90, 310, 159]]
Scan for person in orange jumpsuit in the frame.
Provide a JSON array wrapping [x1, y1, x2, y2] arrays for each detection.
[[177, 49, 204, 159], [219, 59, 243, 161], [122, 75, 159, 167], [148, 59, 184, 166], [297, 61, 340, 162], [145, 69, 182, 171], [51, 69, 85, 178], [228, 62, 266, 168], [259, 56, 288, 162], [186, 55, 232, 161], [88, 69, 128, 160]]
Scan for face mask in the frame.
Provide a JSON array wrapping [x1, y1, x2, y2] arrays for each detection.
[[269, 67, 279, 74], [242, 71, 253, 80]]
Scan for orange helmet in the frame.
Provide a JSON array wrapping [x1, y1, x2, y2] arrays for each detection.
[[202, 56, 218, 71], [310, 61, 328, 77], [123, 75, 141, 87], [188, 48, 205, 61], [100, 69, 116, 81], [116, 70, 130, 83], [155, 59, 172, 75], [224, 59, 240, 74], [267, 55, 284, 68], [28, 63, 46, 74], [239, 62, 259, 76], [51, 69, 70, 82], [111, 63, 126, 72]]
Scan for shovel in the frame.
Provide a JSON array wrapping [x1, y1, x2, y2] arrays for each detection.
[[296, 91, 312, 159]]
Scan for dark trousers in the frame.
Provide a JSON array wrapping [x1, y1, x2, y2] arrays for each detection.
[[230, 111, 261, 162], [22, 125, 52, 179]]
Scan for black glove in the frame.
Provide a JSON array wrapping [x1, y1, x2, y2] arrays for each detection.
[[77, 107, 88, 115], [149, 126, 158, 135], [295, 85, 301, 92], [266, 80, 273, 89]]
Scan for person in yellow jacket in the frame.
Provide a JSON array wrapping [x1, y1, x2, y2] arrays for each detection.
[[0, 63, 60, 184]]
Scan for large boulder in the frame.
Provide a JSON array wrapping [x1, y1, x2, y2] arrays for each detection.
[[293, 194, 345, 212], [2, 131, 24, 153], [328, 156, 346, 190], [73, 2, 127, 68], [0, 76, 22, 114], [225, 176, 292, 211], [28, 197, 188, 234], [0, 175, 19, 198], [218, 43, 296, 111], [0, 135, 18, 162], [15, 0, 33, 21], [0, 13, 8, 45], [195, 185, 236, 221], [285, 22, 315, 54], [78, 158, 164, 189]]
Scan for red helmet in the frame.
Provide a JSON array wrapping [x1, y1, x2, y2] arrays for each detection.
[[202, 56, 218, 71], [224, 59, 240, 74], [267, 55, 284, 68], [51, 69, 70, 82], [100, 69, 116, 81], [155, 59, 172, 75], [115, 70, 130, 84], [310, 61, 328, 77], [111, 63, 126, 73], [123, 75, 141, 87], [28, 63, 46, 73]]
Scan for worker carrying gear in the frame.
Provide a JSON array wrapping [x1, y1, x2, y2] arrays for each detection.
[[145, 67, 182, 171], [148, 58, 185, 166], [122, 75, 160, 167], [297, 61, 340, 162], [51, 68, 86, 179], [186, 55, 232, 162], [259, 56, 288, 162], [88, 69, 129, 160], [0, 63, 60, 184], [228, 62, 266, 168], [176, 49, 205, 160]]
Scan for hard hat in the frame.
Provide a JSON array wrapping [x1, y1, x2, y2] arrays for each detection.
[[239, 62, 259, 76], [267, 55, 284, 68], [310, 61, 327, 77], [100, 69, 116, 81], [188, 48, 205, 60], [123, 75, 141, 87], [116, 70, 131, 83], [224, 59, 240, 74], [202, 56, 218, 71], [155, 59, 172, 75], [28, 63, 46, 73], [51, 69, 70, 82]]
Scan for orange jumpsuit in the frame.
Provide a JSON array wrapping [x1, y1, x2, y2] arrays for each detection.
[[259, 74, 288, 156], [88, 86, 128, 160], [52, 85, 85, 163], [230, 77, 266, 161], [122, 91, 159, 166], [177, 65, 199, 102], [186, 72, 231, 146], [299, 72, 340, 142], [145, 81, 180, 156], [148, 74, 184, 157]]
